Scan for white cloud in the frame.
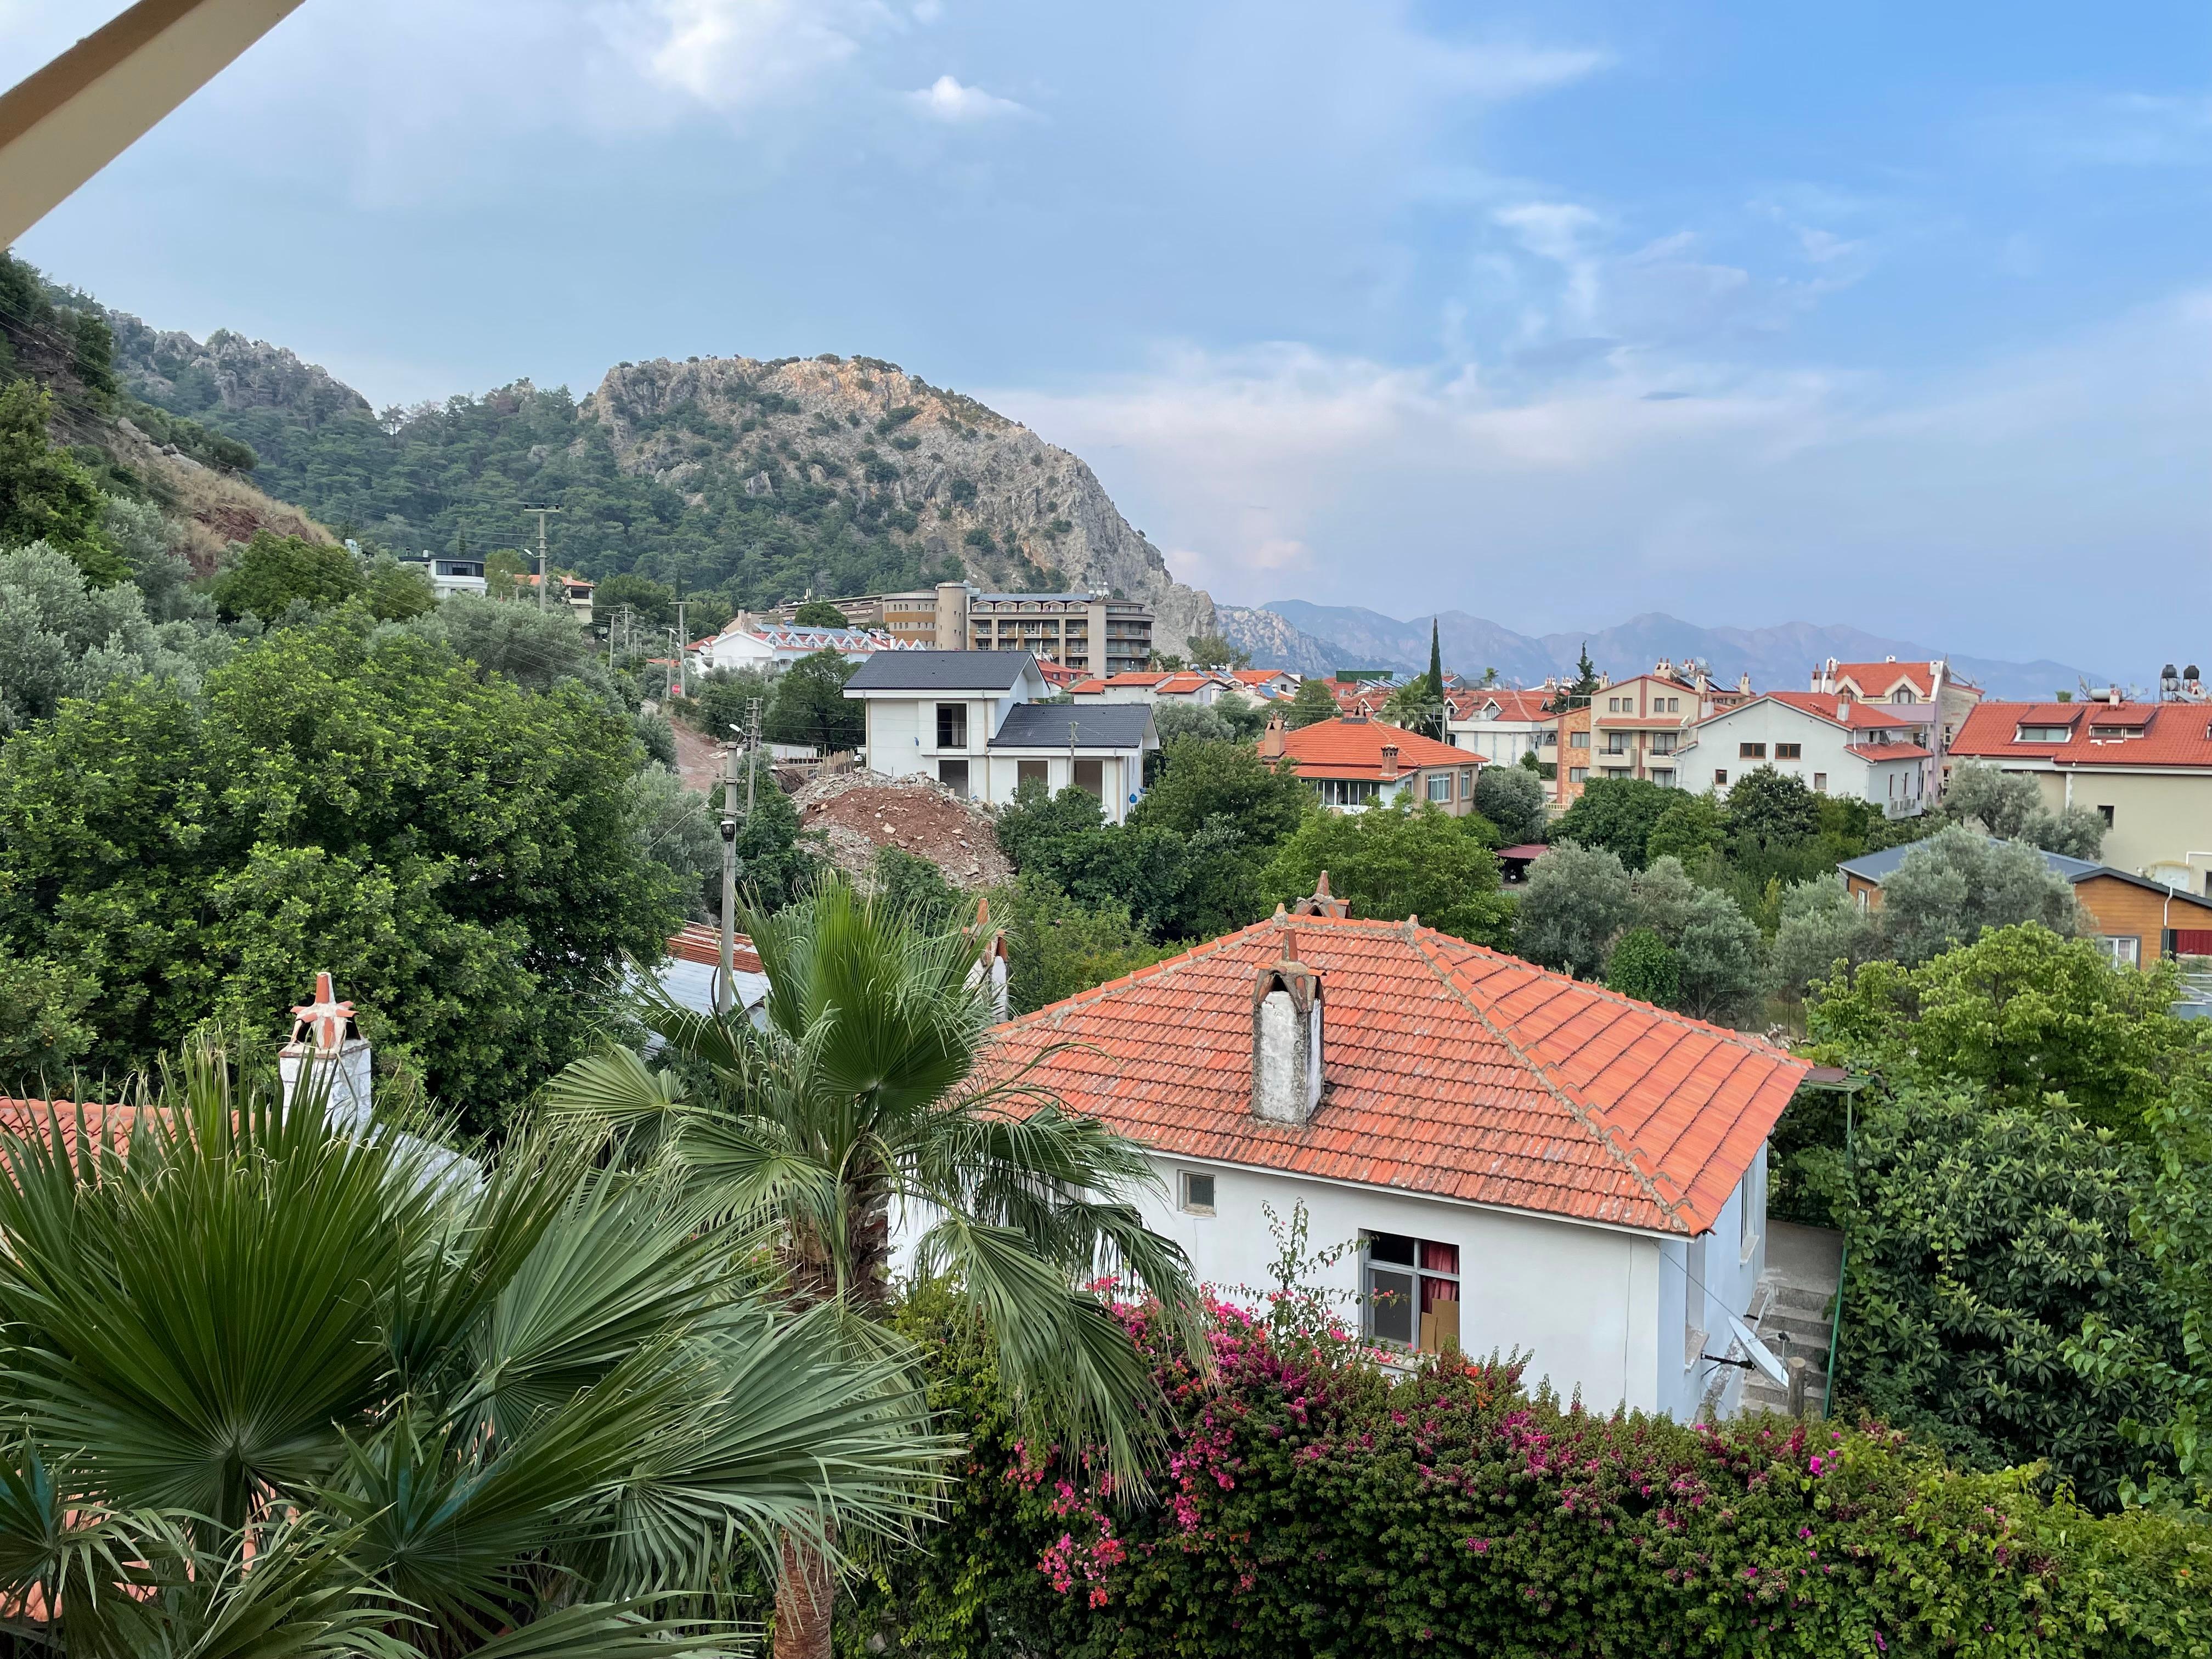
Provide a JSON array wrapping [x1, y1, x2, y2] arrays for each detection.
[[612, 0, 889, 111], [982, 290, 2212, 666], [906, 73, 1029, 122]]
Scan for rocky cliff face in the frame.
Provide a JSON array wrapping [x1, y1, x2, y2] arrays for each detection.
[[1216, 604, 1344, 676], [582, 354, 1215, 655], [104, 311, 370, 426]]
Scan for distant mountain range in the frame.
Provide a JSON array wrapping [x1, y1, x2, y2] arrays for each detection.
[[1216, 602, 2103, 703]]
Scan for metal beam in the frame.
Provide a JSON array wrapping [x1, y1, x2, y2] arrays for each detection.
[[0, 0, 309, 246]]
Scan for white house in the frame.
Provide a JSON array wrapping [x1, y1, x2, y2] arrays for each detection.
[[977, 889, 1807, 1420], [843, 650, 1158, 823], [1677, 691, 1933, 818], [695, 619, 916, 676], [1446, 687, 1558, 766]]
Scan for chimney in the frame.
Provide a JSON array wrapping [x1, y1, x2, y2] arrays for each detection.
[[1251, 928, 1323, 1125], [1259, 713, 1286, 758], [279, 972, 372, 1128], [1379, 742, 1400, 781]]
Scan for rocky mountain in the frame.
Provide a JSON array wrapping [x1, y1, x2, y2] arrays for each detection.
[[584, 355, 1215, 651], [101, 311, 370, 428], [1226, 601, 2105, 702]]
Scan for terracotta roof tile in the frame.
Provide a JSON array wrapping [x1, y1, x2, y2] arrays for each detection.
[[665, 923, 763, 973], [1952, 701, 2212, 769], [987, 915, 1805, 1237], [1273, 717, 1475, 778]]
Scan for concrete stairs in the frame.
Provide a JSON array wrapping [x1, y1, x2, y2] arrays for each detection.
[[1742, 1221, 1843, 1418]]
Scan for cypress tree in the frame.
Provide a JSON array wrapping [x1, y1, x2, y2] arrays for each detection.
[[1427, 618, 1443, 699]]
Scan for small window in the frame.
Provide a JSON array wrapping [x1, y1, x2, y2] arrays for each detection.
[[1179, 1171, 1216, 1215], [1074, 758, 1104, 798], [1651, 768, 1675, 787], [1017, 758, 1048, 791], [1427, 772, 1452, 802], [1813, 772, 1827, 792], [2096, 935, 2141, 968], [1363, 1232, 1460, 1351], [1739, 742, 1766, 759], [1775, 742, 1802, 760], [2098, 804, 2115, 826], [1569, 730, 1589, 749], [1568, 765, 1589, 783], [1739, 1166, 1759, 1257], [938, 758, 970, 795], [935, 703, 968, 748], [1714, 768, 1729, 786], [1459, 768, 1473, 795]]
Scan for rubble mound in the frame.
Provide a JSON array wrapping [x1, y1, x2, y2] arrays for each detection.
[[794, 770, 1012, 891]]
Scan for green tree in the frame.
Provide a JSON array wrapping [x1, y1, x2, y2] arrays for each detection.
[[1941, 760, 2107, 860], [0, 622, 682, 1124], [1811, 1086, 2182, 1510], [1284, 678, 1339, 728], [998, 872, 1171, 1013], [1770, 876, 1886, 998], [1645, 791, 1726, 866], [686, 665, 772, 738], [1130, 737, 1310, 848], [1472, 763, 1547, 845], [399, 591, 602, 695], [869, 845, 966, 933], [0, 1048, 949, 1656], [629, 763, 721, 921], [1808, 923, 2205, 1139], [763, 648, 862, 752], [592, 572, 678, 630], [1185, 632, 1250, 670], [359, 551, 437, 620], [721, 765, 821, 916], [791, 598, 851, 628], [1426, 619, 1443, 698], [1673, 885, 1767, 1024], [1877, 826, 2080, 963], [211, 530, 363, 622], [1513, 840, 1634, 979], [1548, 776, 1674, 868], [0, 381, 118, 583], [1605, 927, 1680, 1006], [1260, 799, 1512, 947], [1547, 645, 1599, 710], [0, 940, 98, 1089], [545, 881, 1203, 1658], [0, 541, 233, 730]]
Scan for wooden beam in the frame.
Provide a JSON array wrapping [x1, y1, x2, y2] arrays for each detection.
[[0, 0, 309, 246]]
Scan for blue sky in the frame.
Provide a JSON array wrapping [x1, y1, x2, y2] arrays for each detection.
[[5, 0, 2209, 671]]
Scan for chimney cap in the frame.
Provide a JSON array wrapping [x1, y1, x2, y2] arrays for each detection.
[[1294, 870, 1350, 918], [289, 972, 354, 1056]]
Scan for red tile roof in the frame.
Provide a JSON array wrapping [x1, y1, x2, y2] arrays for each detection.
[[0, 1100, 146, 1158], [1273, 717, 1475, 780], [1451, 688, 1556, 722], [1067, 678, 1109, 696], [1102, 672, 1171, 687], [1154, 672, 1216, 696], [1823, 660, 1944, 698], [1036, 661, 1086, 689], [988, 914, 1806, 1237], [1951, 701, 2212, 769], [1845, 742, 1931, 761], [665, 923, 763, 973]]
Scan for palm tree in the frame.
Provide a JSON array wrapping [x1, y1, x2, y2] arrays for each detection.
[[0, 1040, 951, 1659], [544, 879, 1205, 1659]]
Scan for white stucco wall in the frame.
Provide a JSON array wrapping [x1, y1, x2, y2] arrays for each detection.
[[984, 752, 1143, 821], [1683, 703, 1929, 816]]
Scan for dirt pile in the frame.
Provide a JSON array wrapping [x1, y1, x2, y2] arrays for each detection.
[[794, 770, 1012, 891]]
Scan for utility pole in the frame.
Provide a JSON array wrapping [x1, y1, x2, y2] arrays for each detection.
[[673, 599, 688, 699], [746, 696, 762, 821], [521, 504, 562, 611], [665, 628, 679, 703], [717, 741, 741, 1017]]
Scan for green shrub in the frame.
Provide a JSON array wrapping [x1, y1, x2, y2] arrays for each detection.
[[1605, 926, 1680, 1006]]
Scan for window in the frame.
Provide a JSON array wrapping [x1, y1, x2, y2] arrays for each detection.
[[1602, 732, 1630, 754], [1651, 768, 1675, 787], [1178, 1171, 1216, 1215], [938, 758, 970, 795], [1813, 772, 1827, 792], [1426, 772, 1453, 802], [1363, 1232, 1460, 1352], [1648, 731, 1677, 755], [1775, 742, 1802, 760], [1713, 768, 1729, 786], [2095, 935, 2141, 968], [2098, 804, 2115, 826], [1601, 767, 1628, 780], [1074, 758, 1104, 799], [1539, 730, 1556, 747], [1569, 730, 1589, 749], [1892, 687, 1915, 703], [1017, 758, 1048, 791], [1739, 742, 1766, 759], [1739, 1165, 1760, 1259], [935, 703, 967, 748], [1568, 766, 1589, 784], [1684, 1234, 1707, 1363], [1664, 696, 1680, 713], [1316, 778, 1381, 808], [1459, 768, 1474, 796]]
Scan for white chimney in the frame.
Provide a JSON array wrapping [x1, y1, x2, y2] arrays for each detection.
[[1251, 928, 1323, 1125], [279, 972, 372, 1128]]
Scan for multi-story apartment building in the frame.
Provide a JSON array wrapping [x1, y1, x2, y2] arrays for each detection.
[[772, 582, 1153, 674], [1808, 657, 1981, 786], [1588, 673, 1710, 789], [1447, 687, 1558, 766]]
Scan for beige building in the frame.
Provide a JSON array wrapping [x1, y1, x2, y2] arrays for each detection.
[[773, 582, 1152, 674], [1949, 698, 2212, 895]]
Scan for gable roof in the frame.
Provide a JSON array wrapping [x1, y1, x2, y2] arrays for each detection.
[[1274, 717, 1473, 778], [1950, 701, 2212, 770], [991, 702, 1154, 750], [1838, 834, 2212, 909], [1821, 659, 1956, 699], [1449, 688, 1555, 723], [845, 650, 1036, 692], [988, 912, 1804, 1236]]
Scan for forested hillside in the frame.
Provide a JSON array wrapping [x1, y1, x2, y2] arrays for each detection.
[[92, 292, 1216, 651]]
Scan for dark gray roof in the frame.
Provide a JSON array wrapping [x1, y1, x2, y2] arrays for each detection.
[[990, 702, 1154, 751], [843, 650, 1035, 692], [1834, 834, 2212, 910]]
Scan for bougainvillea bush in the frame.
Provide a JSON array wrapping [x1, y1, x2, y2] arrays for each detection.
[[840, 1289, 2211, 1659]]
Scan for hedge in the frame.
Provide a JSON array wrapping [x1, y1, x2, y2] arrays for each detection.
[[839, 1295, 2212, 1659]]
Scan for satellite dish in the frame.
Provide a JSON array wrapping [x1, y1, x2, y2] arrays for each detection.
[[1726, 1312, 1789, 1387]]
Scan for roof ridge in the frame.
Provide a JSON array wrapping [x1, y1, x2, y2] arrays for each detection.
[[1401, 928, 1690, 1233]]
